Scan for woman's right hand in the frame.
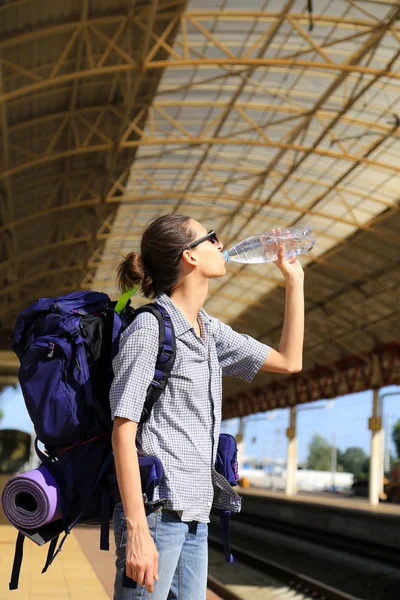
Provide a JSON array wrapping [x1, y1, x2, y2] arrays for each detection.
[[271, 228, 304, 282], [125, 523, 159, 593]]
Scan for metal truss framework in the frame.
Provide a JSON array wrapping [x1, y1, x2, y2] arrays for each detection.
[[2, 10, 400, 105], [1, 0, 400, 408]]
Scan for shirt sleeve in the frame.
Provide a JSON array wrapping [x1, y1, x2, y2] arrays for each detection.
[[109, 321, 159, 423], [212, 318, 270, 382]]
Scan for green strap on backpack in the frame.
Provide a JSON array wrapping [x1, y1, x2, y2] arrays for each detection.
[[115, 285, 139, 315]]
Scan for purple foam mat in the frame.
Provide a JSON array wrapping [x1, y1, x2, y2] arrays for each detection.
[[1, 465, 62, 530]]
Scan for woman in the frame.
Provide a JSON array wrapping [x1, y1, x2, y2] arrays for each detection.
[[110, 214, 304, 599]]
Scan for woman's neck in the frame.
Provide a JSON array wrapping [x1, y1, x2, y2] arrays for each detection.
[[169, 280, 209, 329]]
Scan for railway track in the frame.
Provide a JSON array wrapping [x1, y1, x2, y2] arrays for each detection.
[[208, 509, 400, 600], [207, 537, 359, 600]]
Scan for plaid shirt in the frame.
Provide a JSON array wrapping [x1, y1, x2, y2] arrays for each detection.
[[110, 293, 270, 522]]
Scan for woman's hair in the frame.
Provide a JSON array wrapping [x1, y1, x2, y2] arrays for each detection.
[[116, 214, 196, 298]]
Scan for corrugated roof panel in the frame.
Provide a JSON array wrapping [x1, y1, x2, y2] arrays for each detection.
[[1, 0, 400, 402]]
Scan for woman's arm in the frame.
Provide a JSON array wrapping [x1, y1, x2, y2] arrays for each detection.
[[112, 417, 158, 593], [261, 241, 304, 374]]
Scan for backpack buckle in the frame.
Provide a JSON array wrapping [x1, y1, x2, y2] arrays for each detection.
[[68, 327, 80, 339], [151, 380, 160, 388]]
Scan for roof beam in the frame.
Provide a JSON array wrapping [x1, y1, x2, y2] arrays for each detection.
[[207, 4, 400, 306], [2, 188, 399, 243], [3, 54, 400, 106], [119, 138, 400, 174], [171, 0, 297, 213], [7, 101, 400, 143], [116, 0, 159, 143], [4, 154, 396, 212], [0, 12, 397, 54], [0, 51, 19, 291], [4, 134, 400, 181]]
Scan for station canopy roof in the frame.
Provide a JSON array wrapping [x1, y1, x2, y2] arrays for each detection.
[[1, 0, 400, 415]]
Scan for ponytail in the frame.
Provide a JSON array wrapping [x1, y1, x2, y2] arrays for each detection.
[[116, 214, 195, 299]]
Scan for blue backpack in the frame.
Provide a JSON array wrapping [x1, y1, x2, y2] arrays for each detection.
[[7, 291, 239, 590]]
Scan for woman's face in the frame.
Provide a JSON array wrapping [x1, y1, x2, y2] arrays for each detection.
[[186, 220, 226, 279]]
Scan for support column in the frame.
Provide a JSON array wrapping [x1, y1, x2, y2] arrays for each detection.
[[369, 389, 383, 506], [331, 432, 337, 492], [236, 417, 245, 475], [379, 421, 386, 500], [285, 407, 297, 496]]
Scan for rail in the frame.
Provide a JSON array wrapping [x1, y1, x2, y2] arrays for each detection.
[[207, 536, 360, 600]]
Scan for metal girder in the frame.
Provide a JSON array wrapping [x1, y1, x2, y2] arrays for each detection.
[[3, 12, 400, 105], [5, 135, 400, 182], [1, 1, 400, 405], [171, 0, 296, 213], [0, 10, 396, 54], [2, 187, 399, 246], [205, 5, 400, 307], [122, 137, 400, 175], [6, 109, 394, 180], [0, 234, 93, 273], [4, 56, 400, 106], [6, 101, 387, 131], [116, 0, 159, 145], [0, 262, 88, 299], [0, 0, 186, 337], [0, 52, 18, 285], [6, 152, 394, 213], [0, 173, 102, 234], [220, 8, 400, 241], [122, 160, 395, 209]]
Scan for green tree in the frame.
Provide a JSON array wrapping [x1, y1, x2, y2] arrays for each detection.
[[339, 447, 368, 478], [392, 419, 400, 459], [306, 433, 332, 471]]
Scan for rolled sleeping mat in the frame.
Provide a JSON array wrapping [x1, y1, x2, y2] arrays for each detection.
[[1, 465, 62, 531]]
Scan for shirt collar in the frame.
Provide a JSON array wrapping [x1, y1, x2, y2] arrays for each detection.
[[156, 292, 212, 337]]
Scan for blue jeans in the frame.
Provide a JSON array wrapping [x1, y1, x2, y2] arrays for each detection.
[[113, 502, 208, 600]]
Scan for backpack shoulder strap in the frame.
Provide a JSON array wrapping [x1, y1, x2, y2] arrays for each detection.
[[133, 303, 176, 425], [63, 314, 113, 434], [9, 532, 25, 590]]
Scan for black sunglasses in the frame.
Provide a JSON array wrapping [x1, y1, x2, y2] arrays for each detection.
[[187, 230, 220, 249]]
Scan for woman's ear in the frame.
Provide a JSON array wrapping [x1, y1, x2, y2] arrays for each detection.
[[181, 249, 197, 267]]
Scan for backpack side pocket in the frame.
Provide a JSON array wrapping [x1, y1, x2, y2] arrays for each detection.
[[18, 337, 81, 446]]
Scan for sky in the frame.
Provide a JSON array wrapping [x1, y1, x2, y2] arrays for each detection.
[[1, 383, 400, 464], [221, 384, 400, 463]]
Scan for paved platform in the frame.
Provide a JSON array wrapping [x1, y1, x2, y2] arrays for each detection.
[[2, 476, 400, 599], [0, 525, 110, 600], [0, 474, 220, 598], [0, 523, 220, 599]]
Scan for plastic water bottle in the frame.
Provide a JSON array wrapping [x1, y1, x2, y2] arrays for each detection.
[[223, 225, 315, 264]]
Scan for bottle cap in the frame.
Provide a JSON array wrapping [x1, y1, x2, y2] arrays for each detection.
[[223, 251, 229, 263]]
